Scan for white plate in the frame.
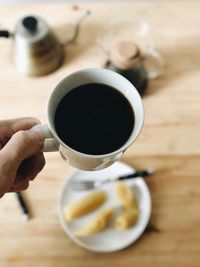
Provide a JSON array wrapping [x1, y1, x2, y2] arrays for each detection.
[[58, 161, 151, 253]]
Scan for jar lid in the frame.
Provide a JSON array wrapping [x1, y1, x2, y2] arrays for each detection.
[[109, 41, 140, 70]]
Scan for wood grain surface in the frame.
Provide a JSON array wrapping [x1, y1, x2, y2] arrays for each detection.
[[0, 1, 200, 267]]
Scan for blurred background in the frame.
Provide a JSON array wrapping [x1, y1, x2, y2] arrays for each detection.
[[1, 0, 135, 3], [0, 1, 200, 267]]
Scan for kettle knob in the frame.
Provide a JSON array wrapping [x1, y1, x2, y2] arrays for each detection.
[[22, 16, 38, 32], [14, 15, 64, 76]]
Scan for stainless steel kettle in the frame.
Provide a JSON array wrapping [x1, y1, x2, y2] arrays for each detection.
[[0, 15, 64, 76], [0, 13, 89, 76]]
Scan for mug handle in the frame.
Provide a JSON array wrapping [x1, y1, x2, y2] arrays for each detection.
[[32, 124, 59, 152], [142, 47, 164, 79]]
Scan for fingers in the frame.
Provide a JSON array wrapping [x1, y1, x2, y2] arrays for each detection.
[[0, 117, 41, 148], [0, 117, 41, 132], [17, 153, 45, 181], [0, 117, 45, 197], [7, 153, 45, 193], [8, 153, 45, 192], [9, 180, 29, 192], [0, 128, 45, 167]]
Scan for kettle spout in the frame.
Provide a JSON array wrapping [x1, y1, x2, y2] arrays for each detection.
[[61, 10, 91, 46]]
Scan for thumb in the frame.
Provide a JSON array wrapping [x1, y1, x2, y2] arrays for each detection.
[[1, 128, 45, 166]]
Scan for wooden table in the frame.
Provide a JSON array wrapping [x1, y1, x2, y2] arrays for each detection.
[[0, 1, 200, 267]]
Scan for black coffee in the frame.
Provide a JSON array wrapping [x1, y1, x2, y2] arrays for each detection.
[[55, 83, 135, 155]]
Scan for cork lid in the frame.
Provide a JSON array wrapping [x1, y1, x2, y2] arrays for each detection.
[[109, 41, 140, 70]]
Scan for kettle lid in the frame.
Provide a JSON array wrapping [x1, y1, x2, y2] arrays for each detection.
[[22, 16, 38, 32], [15, 15, 50, 42]]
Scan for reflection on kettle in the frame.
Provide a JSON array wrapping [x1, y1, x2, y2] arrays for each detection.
[[0, 12, 89, 76]]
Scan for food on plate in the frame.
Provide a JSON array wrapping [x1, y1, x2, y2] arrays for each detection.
[[75, 208, 113, 236], [115, 181, 139, 230], [115, 208, 138, 230], [63, 191, 107, 221], [115, 181, 138, 209]]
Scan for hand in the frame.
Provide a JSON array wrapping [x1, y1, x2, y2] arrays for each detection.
[[0, 118, 45, 198]]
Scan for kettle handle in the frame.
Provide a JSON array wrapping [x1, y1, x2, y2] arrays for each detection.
[[0, 30, 11, 38]]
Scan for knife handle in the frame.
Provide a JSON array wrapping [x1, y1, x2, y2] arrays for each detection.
[[118, 170, 151, 180]]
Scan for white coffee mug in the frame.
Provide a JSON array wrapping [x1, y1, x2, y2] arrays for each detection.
[[34, 68, 144, 171]]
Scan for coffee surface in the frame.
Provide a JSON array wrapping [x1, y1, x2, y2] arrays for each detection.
[[55, 83, 135, 155]]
